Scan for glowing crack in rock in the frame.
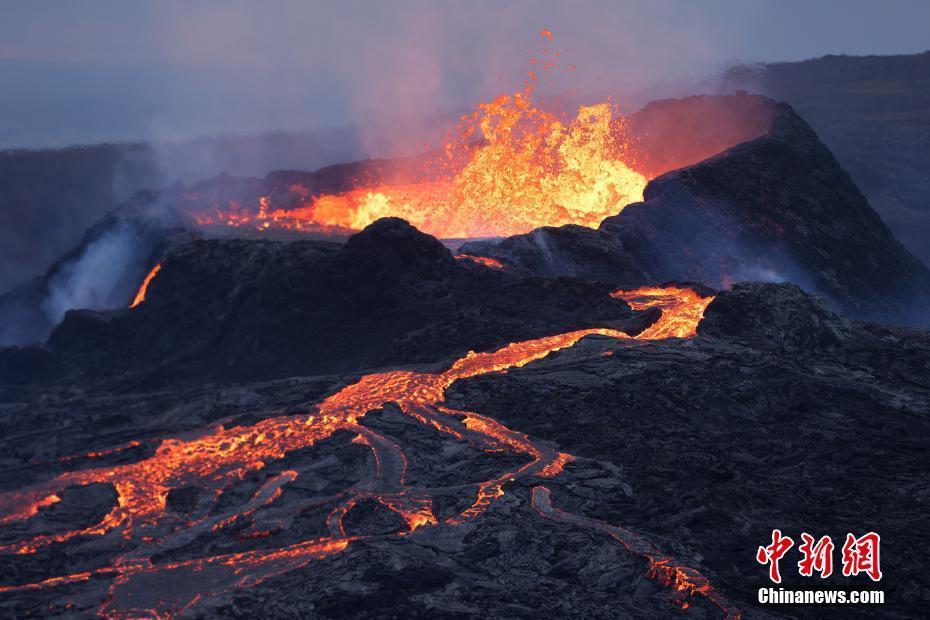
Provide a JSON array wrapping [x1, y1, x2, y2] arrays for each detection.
[[0, 286, 732, 618]]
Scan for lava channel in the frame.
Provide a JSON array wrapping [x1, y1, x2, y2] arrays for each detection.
[[0, 286, 733, 618]]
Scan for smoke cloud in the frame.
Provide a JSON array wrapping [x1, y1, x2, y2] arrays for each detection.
[[0, 195, 185, 347], [41, 221, 146, 325], [5, 1, 926, 153]]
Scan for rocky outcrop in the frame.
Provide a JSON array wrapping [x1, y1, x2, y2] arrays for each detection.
[[7, 92, 925, 351], [724, 52, 930, 268], [463, 97, 930, 327], [457, 224, 647, 283], [40, 219, 648, 387], [698, 282, 853, 352]]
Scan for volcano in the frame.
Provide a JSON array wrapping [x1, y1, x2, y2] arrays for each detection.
[[1, 79, 929, 619]]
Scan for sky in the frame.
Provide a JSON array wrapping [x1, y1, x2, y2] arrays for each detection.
[[1, 0, 929, 150]]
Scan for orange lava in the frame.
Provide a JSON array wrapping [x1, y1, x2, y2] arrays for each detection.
[[455, 253, 506, 269], [533, 487, 740, 619], [0, 492, 59, 525], [0, 286, 732, 617], [129, 263, 162, 308], [614, 286, 714, 339], [191, 32, 646, 239]]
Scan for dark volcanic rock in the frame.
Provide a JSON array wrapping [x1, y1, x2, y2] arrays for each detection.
[[166, 485, 202, 515], [342, 499, 408, 537], [2, 92, 929, 620], [39, 218, 642, 386], [698, 282, 853, 352], [725, 52, 930, 268], [0, 345, 56, 384], [447, 283, 930, 619], [2, 283, 926, 618], [461, 224, 648, 284], [462, 95, 930, 327]]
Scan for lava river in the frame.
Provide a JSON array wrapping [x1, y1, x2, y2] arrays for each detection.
[[0, 286, 735, 618]]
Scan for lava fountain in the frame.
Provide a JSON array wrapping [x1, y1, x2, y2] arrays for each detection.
[[190, 31, 647, 239]]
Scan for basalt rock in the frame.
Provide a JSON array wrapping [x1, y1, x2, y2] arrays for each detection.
[[1, 283, 926, 619], [0, 192, 190, 346], [446, 283, 930, 619], [1, 92, 928, 619], [37, 218, 647, 387], [460, 224, 647, 284], [462, 96, 930, 327], [698, 282, 854, 352], [6, 93, 925, 352]]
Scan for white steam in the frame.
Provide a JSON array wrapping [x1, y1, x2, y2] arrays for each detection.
[[41, 222, 147, 325], [733, 266, 788, 284]]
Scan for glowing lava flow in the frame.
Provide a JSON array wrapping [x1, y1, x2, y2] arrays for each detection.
[[454, 253, 506, 269], [614, 286, 715, 339], [129, 263, 162, 308], [0, 286, 729, 618], [533, 487, 739, 620]]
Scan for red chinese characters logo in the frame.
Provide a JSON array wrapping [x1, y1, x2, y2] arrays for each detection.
[[756, 529, 794, 583], [798, 533, 834, 578], [841, 532, 882, 582], [757, 530, 881, 582]]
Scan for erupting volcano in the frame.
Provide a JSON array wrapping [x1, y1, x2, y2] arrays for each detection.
[[4, 12, 930, 620], [190, 32, 648, 239]]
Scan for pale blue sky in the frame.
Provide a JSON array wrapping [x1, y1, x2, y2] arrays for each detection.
[[1, 0, 928, 149]]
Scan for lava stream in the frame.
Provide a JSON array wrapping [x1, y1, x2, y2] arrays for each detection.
[[454, 253, 507, 269], [0, 286, 728, 618], [614, 285, 715, 339], [129, 263, 161, 308], [533, 487, 740, 620]]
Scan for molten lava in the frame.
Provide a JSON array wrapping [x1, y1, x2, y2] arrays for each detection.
[[0, 286, 730, 618], [454, 253, 506, 269], [614, 286, 714, 339], [190, 32, 647, 239], [129, 263, 161, 308]]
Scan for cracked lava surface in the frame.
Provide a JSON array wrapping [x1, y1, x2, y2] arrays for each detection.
[[0, 286, 735, 618]]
